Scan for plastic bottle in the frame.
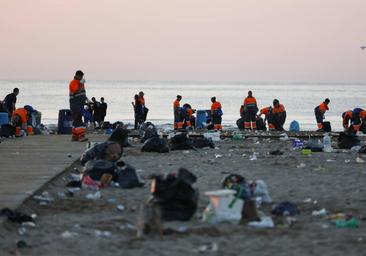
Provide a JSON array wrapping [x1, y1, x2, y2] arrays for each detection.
[[323, 133, 332, 152]]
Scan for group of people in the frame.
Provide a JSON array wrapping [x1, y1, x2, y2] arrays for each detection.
[[173, 95, 197, 130], [0, 88, 40, 136], [83, 97, 107, 128]]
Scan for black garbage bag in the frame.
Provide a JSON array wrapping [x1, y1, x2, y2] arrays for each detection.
[[271, 201, 300, 216], [221, 174, 251, 200], [191, 137, 215, 149], [108, 126, 130, 147], [359, 145, 366, 154], [141, 137, 169, 153], [83, 160, 117, 181], [101, 121, 112, 129], [112, 121, 124, 129], [114, 161, 144, 188], [236, 118, 245, 130], [0, 208, 34, 223], [139, 122, 158, 143], [256, 117, 267, 131], [338, 132, 360, 149], [80, 141, 122, 166], [323, 121, 332, 132], [151, 168, 198, 221], [170, 132, 194, 150], [0, 124, 16, 138]]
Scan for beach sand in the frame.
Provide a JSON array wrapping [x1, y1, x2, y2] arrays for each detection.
[[1, 134, 366, 256]]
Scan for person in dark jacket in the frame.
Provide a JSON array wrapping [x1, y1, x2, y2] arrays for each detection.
[[132, 94, 144, 130], [100, 97, 107, 123], [3, 88, 19, 117]]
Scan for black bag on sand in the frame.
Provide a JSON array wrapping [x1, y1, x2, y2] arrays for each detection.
[[323, 121, 331, 132], [112, 121, 124, 129], [139, 122, 158, 143], [83, 160, 116, 180], [338, 132, 360, 149], [151, 168, 198, 221], [115, 161, 144, 188], [170, 132, 194, 151], [256, 117, 267, 131], [192, 137, 214, 149], [236, 118, 245, 130], [101, 121, 112, 129], [0, 124, 16, 138], [141, 137, 169, 153], [359, 145, 366, 154], [108, 126, 130, 147]]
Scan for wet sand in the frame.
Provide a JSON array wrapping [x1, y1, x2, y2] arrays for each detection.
[[1, 133, 366, 256]]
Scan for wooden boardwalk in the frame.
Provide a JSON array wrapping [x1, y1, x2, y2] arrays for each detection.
[[0, 134, 105, 210]]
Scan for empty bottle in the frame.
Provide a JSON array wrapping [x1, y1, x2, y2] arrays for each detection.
[[323, 134, 332, 152]]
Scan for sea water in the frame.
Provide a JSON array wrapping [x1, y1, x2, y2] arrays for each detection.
[[1, 80, 365, 131]]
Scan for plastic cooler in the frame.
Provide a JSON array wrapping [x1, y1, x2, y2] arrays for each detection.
[[57, 109, 72, 134], [196, 110, 211, 129], [0, 112, 8, 125]]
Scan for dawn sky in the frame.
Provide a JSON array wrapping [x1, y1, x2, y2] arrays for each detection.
[[0, 0, 365, 82]]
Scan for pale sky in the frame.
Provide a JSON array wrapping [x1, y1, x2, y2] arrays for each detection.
[[0, 0, 365, 82]]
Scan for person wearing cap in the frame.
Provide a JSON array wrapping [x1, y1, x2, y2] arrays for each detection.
[[314, 98, 330, 131], [211, 97, 223, 130], [69, 70, 88, 141], [173, 95, 183, 129], [352, 108, 366, 133]]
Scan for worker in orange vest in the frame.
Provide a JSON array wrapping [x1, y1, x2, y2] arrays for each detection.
[[139, 91, 149, 122], [173, 95, 183, 130], [314, 98, 330, 131], [11, 107, 31, 136], [259, 99, 286, 131], [211, 97, 223, 130], [69, 70, 88, 141], [181, 103, 195, 129], [342, 110, 353, 132], [243, 91, 258, 130], [352, 108, 366, 133]]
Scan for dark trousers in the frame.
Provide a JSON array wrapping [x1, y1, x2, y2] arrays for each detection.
[[271, 112, 286, 130], [314, 108, 324, 128], [70, 104, 84, 128]]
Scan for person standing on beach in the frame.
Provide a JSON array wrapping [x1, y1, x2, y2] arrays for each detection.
[[132, 94, 144, 129], [91, 97, 101, 128], [173, 95, 183, 130], [139, 91, 148, 122], [69, 70, 88, 141], [243, 91, 258, 130], [314, 98, 330, 131], [100, 97, 107, 124], [3, 88, 19, 117], [211, 97, 223, 130]]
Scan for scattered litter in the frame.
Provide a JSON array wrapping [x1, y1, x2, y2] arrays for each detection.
[[94, 230, 112, 238], [176, 226, 188, 233], [271, 202, 299, 216], [356, 157, 365, 163], [197, 242, 219, 253], [269, 150, 284, 155], [248, 216, 274, 228], [303, 198, 312, 203], [279, 133, 289, 141], [312, 208, 328, 217], [335, 218, 359, 228], [351, 146, 362, 152], [301, 149, 312, 156], [61, 231, 78, 239], [86, 191, 101, 200], [33, 192, 54, 202], [203, 190, 243, 223], [183, 150, 190, 154], [215, 154, 223, 159], [297, 163, 306, 168], [119, 223, 136, 230], [249, 154, 257, 161], [67, 154, 72, 158], [117, 204, 125, 211], [107, 198, 117, 203], [321, 224, 330, 229], [326, 159, 336, 162], [241, 153, 247, 157], [345, 159, 351, 163], [57, 192, 66, 197], [22, 221, 36, 227], [18, 227, 27, 235], [313, 166, 326, 171], [16, 240, 30, 249]]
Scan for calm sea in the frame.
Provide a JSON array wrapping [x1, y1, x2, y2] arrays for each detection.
[[1, 80, 365, 131]]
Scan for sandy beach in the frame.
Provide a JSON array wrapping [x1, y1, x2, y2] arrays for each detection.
[[1, 132, 366, 256]]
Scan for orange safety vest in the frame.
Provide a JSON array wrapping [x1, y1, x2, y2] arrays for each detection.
[[260, 107, 270, 116], [12, 108, 28, 124], [272, 104, 285, 114], [69, 79, 86, 105], [211, 101, 222, 111], [318, 102, 329, 114], [244, 97, 257, 108], [173, 100, 180, 110], [360, 110, 366, 120], [343, 110, 353, 127]]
